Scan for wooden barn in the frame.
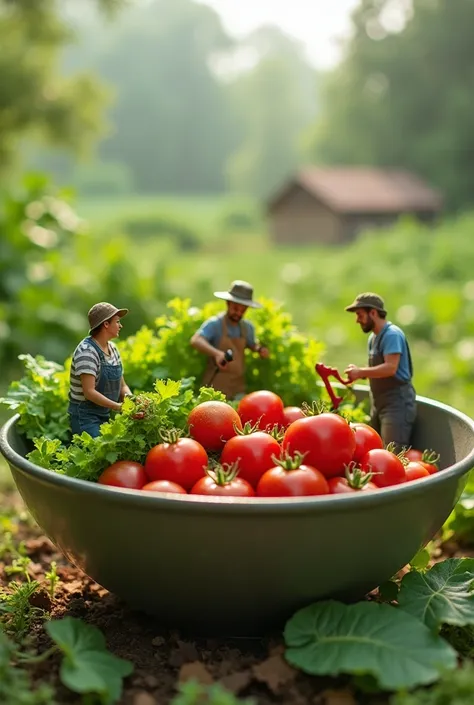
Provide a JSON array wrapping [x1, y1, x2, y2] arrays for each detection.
[[267, 167, 443, 245]]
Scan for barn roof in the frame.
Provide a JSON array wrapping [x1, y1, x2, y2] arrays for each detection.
[[268, 167, 443, 214]]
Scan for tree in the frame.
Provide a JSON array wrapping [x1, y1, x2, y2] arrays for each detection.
[[85, 0, 236, 193], [52, 9, 319, 197], [226, 26, 318, 198], [0, 0, 125, 180], [306, 0, 474, 211], [17, 1, 319, 197]]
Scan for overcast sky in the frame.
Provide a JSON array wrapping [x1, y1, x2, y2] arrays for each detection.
[[202, 0, 360, 68]]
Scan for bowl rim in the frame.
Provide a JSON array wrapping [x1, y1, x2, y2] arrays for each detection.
[[2, 391, 474, 515]]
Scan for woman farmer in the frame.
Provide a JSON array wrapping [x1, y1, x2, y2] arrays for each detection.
[[68, 302, 132, 438]]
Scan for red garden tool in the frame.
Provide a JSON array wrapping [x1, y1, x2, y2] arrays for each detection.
[[315, 362, 352, 410]]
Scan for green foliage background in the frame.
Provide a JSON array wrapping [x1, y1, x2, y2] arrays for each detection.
[[2, 2, 474, 702], [2, 176, 474, 421]]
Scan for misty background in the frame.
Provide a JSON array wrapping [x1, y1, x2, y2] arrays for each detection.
[[1, 0, 474, 421]]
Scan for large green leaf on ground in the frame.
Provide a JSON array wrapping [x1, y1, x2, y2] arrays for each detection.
[[398, 558, 474, 631], [284, 600, 456, 691]]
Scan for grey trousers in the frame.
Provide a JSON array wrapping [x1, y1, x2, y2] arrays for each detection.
[[370, 385, 417, 453]]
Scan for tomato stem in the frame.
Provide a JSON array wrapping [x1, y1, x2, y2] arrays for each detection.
[[235, 420, 261, 435], [271, 450, 308, 471], [158, 427, 184, 445], [422, 449, 440, 466], [343, 461, 375, 489], [205, 461, 240, 485], [301, 400, 329, 416], [264, 423, 285, 442], [386, 442, 409, 467]]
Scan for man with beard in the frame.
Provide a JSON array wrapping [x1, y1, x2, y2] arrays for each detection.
[[190, 280, 269, 400], [344, 292, 416, 451]]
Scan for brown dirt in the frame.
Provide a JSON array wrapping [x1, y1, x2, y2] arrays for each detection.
[[1, 489, 446, 705]]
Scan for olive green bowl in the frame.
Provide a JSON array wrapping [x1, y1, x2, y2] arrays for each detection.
[[1, 389, 474, 636]]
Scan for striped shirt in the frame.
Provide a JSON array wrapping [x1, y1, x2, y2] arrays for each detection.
[[69, 338, 122, 402]]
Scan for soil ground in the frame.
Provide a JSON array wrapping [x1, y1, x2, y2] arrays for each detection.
[[0, 488, 457, 705]]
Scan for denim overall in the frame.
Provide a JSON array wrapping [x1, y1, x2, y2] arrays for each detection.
[[369, 323, 416, 451], [68, 337, 123, 438]]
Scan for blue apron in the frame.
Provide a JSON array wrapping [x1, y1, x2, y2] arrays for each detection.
[[68, 337, 123, 438]]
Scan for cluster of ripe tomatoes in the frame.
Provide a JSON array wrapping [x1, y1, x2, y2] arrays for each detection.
[[97, 390, 439, 498]]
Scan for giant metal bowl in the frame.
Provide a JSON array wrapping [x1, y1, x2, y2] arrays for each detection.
[[1, 389, 474, 636]]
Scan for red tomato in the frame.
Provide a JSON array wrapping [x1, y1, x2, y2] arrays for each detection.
[[351, 423, 384, 463], [141, 480, 187, 494], [98, 461, 148, 489], [220, 432, 281, 488], [282, 413, 356, 478], [404, 449, 439, 474], [237, 391, 285, 431], [404, 449, 424, 462], [188, 401, 242, 451], [257, 464, 329, 497], [405, 462, 430, 482], [283, 406, 306, 427], [327, 463, 378, 494], [418, 461, 438, 475], [145, 437, 208, 490], [190, 472, 255, 497], [360, 449, 406, 487], [328, 477, 378, 494]]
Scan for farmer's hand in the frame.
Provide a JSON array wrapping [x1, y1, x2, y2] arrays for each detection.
[[258, 346, 269, 359], [345, 364, 362, 382], [214, 351, 230, 370]]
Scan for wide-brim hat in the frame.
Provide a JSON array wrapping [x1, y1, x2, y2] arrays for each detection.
[[88, 302, 129, 333], [213, 280, 262, 309], [345, 292, 386, 315]]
